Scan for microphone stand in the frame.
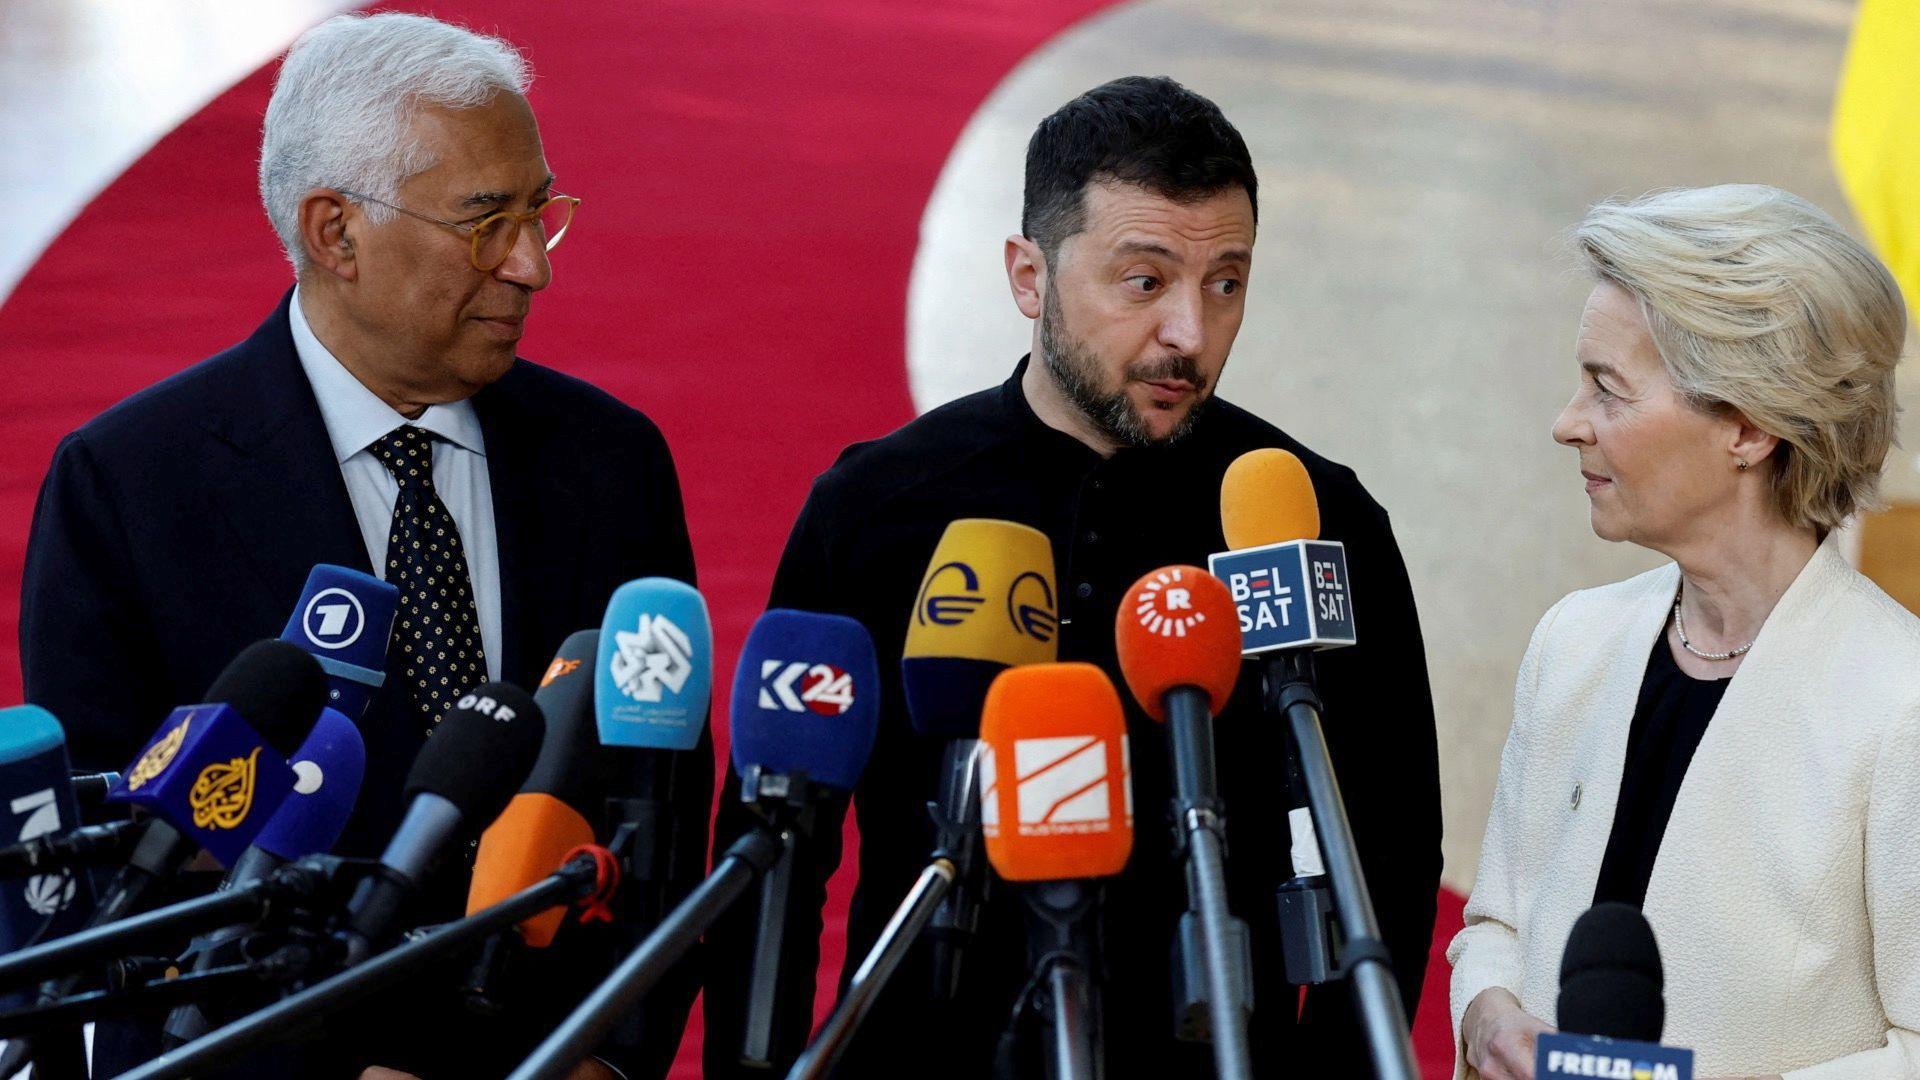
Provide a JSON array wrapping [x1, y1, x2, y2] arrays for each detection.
[[113, 849, 614, 1080], [925, 737, 988, 1000], [1163, 688, 1254, 1080], [786, 857, 956, 1080], [1021, 881, 1104, 1080], [1267, 652, 1418, 1080], [507, 766, 818, 1080], [0, 964, 266, 1040]]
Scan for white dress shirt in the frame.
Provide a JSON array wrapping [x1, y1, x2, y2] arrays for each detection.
[[288, 287, 503, 681]]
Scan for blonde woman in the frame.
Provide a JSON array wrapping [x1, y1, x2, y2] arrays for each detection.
[[1450, 185, 1920, 1080]]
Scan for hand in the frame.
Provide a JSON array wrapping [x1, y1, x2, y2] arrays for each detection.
[[358, 1063, 617, 1080], [1463, 987, 1553, 1080], [357, 1071, 419, 1080]]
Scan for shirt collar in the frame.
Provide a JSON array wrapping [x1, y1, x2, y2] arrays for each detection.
[[289, 286, 487, 463]]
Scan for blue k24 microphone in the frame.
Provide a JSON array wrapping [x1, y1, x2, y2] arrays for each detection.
[[280, 564, 399, 721], [595, 577, 712, 752], [730, 609, 880, 794]]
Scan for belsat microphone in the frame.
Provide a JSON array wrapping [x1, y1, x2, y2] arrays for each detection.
[[595, 577, 711, 752], [161, 706, 366, 1047], [1536, 903, 1692, 1079], [0, 707, 94, 990], [979, 662, 1132, 1079], [106, 640, 324, 868], [339, 682, 544, 965], [903, 518, 1058, 999], [1115, 566, 1251, 1070], [279, 564, 399, 721], [733, 608, 880, 1066], [1213, 451, 1421, 1080]]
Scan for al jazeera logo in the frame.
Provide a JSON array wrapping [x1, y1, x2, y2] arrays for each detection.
[[125, 714, 192, 791], [188, 746, 263, 830]]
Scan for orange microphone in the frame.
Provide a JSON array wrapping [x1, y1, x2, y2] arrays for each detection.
[[1115, 568, 1252, 1072], [979, 663, 1130, 1076]]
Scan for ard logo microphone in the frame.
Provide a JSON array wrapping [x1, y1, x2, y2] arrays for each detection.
[[1208, 449, 1355, 652], [595, 578, 712, 751], [280, 565, 398, 721]]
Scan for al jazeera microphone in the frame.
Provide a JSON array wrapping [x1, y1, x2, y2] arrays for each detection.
[[1209, 448, 1416, 1080], [981, 663, 1133, 1080], [904, 517, 1059, 1000], [1115, 567, 1251, 1078]]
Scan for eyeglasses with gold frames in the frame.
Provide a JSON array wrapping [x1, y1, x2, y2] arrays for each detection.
[[339, 189, 581, 272]]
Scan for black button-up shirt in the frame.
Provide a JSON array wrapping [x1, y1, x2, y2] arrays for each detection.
[[706, 358, 1440, 1077]]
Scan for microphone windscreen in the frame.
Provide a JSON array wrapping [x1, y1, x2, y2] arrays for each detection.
[[729, 609, 880, 792], [404, 683, 546, 831], [902, 518, 1059, 739], [467, 793, 595, 943], [525, 630, 602, 811], [1557, 902, 1666, 1041], [979, 663, 1132, 881], [1221, 448, 1320, 550], [278, 565, 398, 719], [595, 578, 713, 752], [109, 703, 297, 867], [205, 640, 328, 757], [250, 707, 366, 861], [1114, 566, 1241, 721], [0, 707, 93, 967]]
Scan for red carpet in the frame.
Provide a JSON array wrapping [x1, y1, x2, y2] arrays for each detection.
[[0, 2, 1463, 1074]]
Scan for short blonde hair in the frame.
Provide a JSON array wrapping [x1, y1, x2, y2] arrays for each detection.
[[1573, 184, 1905, 532]]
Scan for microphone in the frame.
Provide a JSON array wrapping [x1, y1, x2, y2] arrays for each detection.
[[338, 682, 545, 965], [0, 707, 95, 995], [1536, 904, 1692, 1079], [1114, 566, 1250, 1074], [980, 662, 1132, 1080], [903, 517, 1058, 1000], [1210, 448, 1417, 1080], [279, 564, 399, 721], [735, 608, 881, 1066], [505, 608, 879, 1080], [460, 631, 603, 1013], [595, 577, 711, 753], [160, 707, 366, 1046], [69, 772, 121, 808]]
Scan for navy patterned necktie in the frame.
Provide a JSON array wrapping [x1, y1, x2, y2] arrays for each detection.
[[370, 425, 487, 738]]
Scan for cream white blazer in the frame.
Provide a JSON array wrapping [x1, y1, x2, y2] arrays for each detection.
[[1448, 537, 1920, 1079]]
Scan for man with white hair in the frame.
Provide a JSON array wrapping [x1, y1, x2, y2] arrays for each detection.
[[19, 13, 707, 1078]]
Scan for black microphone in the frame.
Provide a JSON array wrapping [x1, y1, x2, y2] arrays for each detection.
[[338, 682, 545, 965], [69, 772, 121, 809], [1558, 902, 1665, 1040]]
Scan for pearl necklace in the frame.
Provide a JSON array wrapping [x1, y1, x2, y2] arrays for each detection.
[[1672, 592, 1755, 661]]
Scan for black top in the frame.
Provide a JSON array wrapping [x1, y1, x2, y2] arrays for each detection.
[[704, 358, 1443, 1078], [1592, 633, 1731, 909]]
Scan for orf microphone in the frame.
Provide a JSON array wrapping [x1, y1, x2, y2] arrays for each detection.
[[1536, 904, 1692, 1079], [904, 517, 1057, 1000], [338, 682, 545, 965], [980, 662, 1132, 1080], [279, 564, 398, 721], [1115, 567, 1250, 1074]]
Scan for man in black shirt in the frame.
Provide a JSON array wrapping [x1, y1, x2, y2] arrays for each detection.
[[704, 76, 1440, 1077]]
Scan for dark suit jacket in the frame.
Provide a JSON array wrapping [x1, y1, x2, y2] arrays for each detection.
[[19, 290, 712, 1078]]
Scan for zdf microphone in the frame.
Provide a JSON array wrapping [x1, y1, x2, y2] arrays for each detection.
[[280, 564, 398, 721]]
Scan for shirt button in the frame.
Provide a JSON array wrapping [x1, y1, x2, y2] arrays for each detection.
[[1075, 582, 1093, 599], [1082, 530, 1099, 545], [1090, 478, 1105, 491]]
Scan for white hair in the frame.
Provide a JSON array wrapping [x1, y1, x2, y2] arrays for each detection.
[[259, 13, 532, 270]]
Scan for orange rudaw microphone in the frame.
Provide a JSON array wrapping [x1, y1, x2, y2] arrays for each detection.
[[980, 662, 1131, 1079], [1115, 567, 1251, 1077], [1210, 449, 1420, 1080]]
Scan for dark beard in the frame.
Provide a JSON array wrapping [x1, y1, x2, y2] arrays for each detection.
[[1038, 285, 1209, 448]]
